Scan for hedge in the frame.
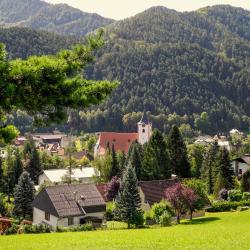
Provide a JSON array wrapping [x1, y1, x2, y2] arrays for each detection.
[[207, 201, 250, 212]]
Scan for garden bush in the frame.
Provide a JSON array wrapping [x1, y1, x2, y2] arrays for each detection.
[[242, 192, 250, 201], [228, 190, 242, 202], [207, 201, 250, 212], [68, 224, 94, 232], [106, 202, 116, 221], [159, 211, 172, 227], [23, 224, 51, 234], [150, 201, 174, 223], [4, 224, 19, 235]]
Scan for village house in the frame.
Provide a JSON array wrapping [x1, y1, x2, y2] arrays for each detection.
[[232, 154, 250, 176], [94, 112, 152, 157], [32, 184, 106, 230], [38, 167, 98, 186]]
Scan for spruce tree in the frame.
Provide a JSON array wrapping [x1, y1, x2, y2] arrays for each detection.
[[167, 126, 191, 178], [0, 157, 5, 192], [201, 142, 219, 194], [115, 163, 142, 228], [24, 139, 42, 185], [109, 144, 120, 179], [216, 147, 234, 190], [142, 129, 171, 180], [13, 149, 23, 185], [14, 171, 35, 219]]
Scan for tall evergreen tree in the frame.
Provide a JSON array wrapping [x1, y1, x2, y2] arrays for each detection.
[[142, 129, 171, 180], [13, 171, 35, 219], [214, 147, 234, 193], [24, 138, 42, 185], [115, 163, 142, 228], [0, 157, 4, 192], [167, 126, 191, 178], [201, 142, 219, 194], [13, 149, 23, 185], [109, 144, 120, 179]]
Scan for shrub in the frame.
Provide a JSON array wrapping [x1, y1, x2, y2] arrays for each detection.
[[106, 202, 116, 221], [207, 201, 250, 212], [219, 189, 228, 201], [228, 190, 242, 202], [4, 224, 19, 235], [133, 210, 144, 228], [150, 200, 174, 223], [242, 192, 250, 201], [69, 224, 94, 232], [159, 211, 172, 227], [22, 224, 51, 234]]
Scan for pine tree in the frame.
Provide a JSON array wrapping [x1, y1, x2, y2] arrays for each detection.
[[201, 142, 219, 194], [115, 163, 142, 228], [117, 151, 126, 176], [13, 149, 23, 185], [14, 171, 35, 219], [216, 147, 234, 191], [142, 129, 171, 180], [213, 170, 228, 197], [109, 144, 120, 180], [0, 157, 5, 193], [167, 126, 191, 178], [24, 139, 42, 185]]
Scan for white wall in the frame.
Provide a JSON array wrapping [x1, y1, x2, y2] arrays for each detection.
[[232, 161, 250, 175], [33, 207, 59, 229], [138, 122, 152, 145]]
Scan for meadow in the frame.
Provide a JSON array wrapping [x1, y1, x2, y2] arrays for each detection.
[[1, 211, 250, 250]]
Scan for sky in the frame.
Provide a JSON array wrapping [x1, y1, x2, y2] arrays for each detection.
[[45, 0, 250, 19]]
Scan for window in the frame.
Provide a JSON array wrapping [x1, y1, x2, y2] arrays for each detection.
[[142, 129, 145, 133], [239, 169, 243, 175], [68, 217, 74, 226], [45, 212, 50, 221]]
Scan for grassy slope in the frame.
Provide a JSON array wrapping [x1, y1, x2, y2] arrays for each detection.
[[1, 211, 250, 250]]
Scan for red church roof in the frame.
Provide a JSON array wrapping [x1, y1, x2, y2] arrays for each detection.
[[96, 132, 138, 156]]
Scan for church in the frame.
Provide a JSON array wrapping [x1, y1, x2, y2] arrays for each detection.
[[94, 113, 152, 157]]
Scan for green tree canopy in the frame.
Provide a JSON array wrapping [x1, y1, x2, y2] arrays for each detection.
[[0, 30, 117, 144]]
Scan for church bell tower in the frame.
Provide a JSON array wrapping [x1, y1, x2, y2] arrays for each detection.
[[137, 112, 152, 145]]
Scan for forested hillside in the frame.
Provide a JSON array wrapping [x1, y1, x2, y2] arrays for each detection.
[[2, 5, 250, 134], [0, 0, 114, 36], [0, 27, 83, 59]]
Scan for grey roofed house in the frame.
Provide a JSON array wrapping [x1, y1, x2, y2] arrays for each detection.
[[32, 183, 106, 229]]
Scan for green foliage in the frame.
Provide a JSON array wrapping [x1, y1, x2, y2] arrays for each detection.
[[201, 142, 219, 194], [142, 129, 171, 180], [115, 163, 142, 228], [56, 223, 94, 233], [0, 29, 117, 144], [4, 224, 19, 235], [109, 144, 119, 180], [0, 194, 7, 216], [242, 192, 250, 201], [159, 211, 172, 227], [106, 202, 116, 221], [13, 171, 35, 219], [167, 126, 191, 178], [207, 201, 250, 212], [150, 200, 174, 224], [23, 224, 51, 234], [184, 179, 209, 210], [228, 190, 242, 202]]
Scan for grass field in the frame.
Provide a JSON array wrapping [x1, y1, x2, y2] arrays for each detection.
[[1, 211, 250, 250]]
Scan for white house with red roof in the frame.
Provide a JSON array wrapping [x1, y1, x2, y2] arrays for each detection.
[[94, 113, 152, 157]]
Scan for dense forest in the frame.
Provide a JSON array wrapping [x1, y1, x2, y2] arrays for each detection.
[[0, 0, 114, 37], [2, 4, 250, 134]]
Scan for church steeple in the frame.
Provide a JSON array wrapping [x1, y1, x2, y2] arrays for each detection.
[[137, 111, 152, 145]]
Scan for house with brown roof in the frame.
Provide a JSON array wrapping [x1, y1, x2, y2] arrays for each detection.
[[94, 112, 152, 157], [32, 184, 106, 230]]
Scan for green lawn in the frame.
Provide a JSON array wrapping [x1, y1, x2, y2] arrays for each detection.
[[1, 211, 250, 250]]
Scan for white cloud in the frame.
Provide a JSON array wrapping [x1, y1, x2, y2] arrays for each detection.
[[45, 0, 250, 19]]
